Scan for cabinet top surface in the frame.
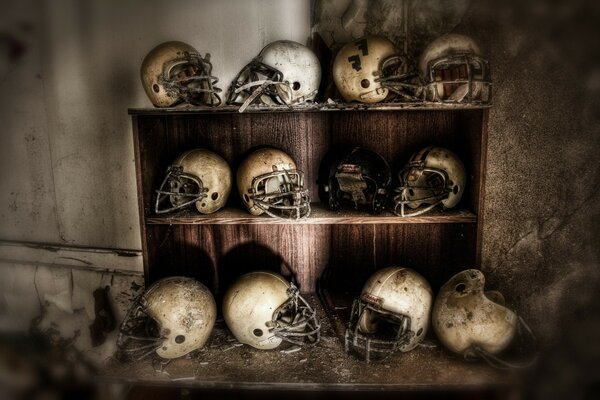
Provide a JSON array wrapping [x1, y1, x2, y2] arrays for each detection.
[[128, 102, 491, 115]]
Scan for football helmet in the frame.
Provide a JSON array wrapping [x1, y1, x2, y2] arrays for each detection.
[[392, 146, 466, 217], [418, 33, 491, 103], [333, 35, 419, 103], [226, 40, 321, 112], [345, 267, 433, 362], [117, 276, 217, 360], [222, 271, 321, 350], [432, 270, 537, 369], [141, 41, 222, 107], [236, 147, 310, 219], [155, 149, 232, 214], [320, 147, 391, 214]]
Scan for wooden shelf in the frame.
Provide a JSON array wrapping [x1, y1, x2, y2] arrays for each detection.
[[99, 295, 512, 391], [128, 101, 491, 115], [145, 204, 476, 225]]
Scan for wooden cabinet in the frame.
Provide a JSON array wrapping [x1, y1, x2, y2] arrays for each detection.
[[115, 103, 505, 391]]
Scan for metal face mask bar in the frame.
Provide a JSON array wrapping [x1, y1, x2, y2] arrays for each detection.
[[375, 55, 422, 101], [116, 297, 164, 361], [345, 298, 412, 363], [155, 165, 208, 214], [269, 282, 321, 346], [249, 169, 311, 220], [424, 53, 491, 103], [392, 165, 451, 217], [160, 52, 222, 106]]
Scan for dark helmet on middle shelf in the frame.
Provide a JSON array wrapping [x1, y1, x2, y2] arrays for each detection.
[[319, 147, 391, 214]]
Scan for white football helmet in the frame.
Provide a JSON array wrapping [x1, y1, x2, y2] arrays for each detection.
[[236, 147, 310, 219], [226, 40, 321, 112], [222, 271, 320, 350], [141, 41, 221, 107], [432, 270, 537, 369], [418, 33, 491, 104], [333, 35, 419, 103], [392, 146, 466, 217], [345, 267, 433, 362], [117, 277, 217, 360], [155, 149, 232, 214]]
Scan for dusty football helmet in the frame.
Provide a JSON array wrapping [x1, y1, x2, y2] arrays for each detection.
[[432, 269, 537, 369], [222, 271, 320, 350], [346, 267, 433, 362], [418, 33, 491, 103], [320, 147, 391, 214], [226, 40, 321, 112], [392, 146, 466, 217], [117, 276, 217, 360], [141, 41, 222, 107], [333, 35, 419, 103], [236, 147, 310, 219], [155, 149, 232, 214]]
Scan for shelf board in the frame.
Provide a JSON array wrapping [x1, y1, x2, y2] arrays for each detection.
[[98, 294, 512, 391], [128, 102, 491, 115], [145, 204, 477, 225]]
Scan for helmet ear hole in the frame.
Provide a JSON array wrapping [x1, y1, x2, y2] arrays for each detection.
[[211, 192, 219, 201], [243, 194, 250, 203], [152, 84, 160, 93], [455, 283, 467, 294], [292, 81, 301, 91], [253, 328, 263, 337], [361, 79, 370, 88], [453, 185, 459, 195]]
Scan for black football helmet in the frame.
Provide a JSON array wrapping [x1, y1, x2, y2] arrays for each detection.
[[319, 147, 391, 214]]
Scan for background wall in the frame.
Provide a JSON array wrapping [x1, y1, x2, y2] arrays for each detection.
[[0, 0, 598, 395]]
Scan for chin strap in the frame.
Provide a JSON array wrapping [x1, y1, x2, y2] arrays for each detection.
[[466, 316, 539, 370]]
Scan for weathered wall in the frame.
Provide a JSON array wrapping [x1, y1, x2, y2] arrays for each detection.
[[0, 0, 311, 249]]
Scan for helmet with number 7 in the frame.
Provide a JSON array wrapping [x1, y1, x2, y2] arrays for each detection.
[[418, 33, 491, 104], [345, 267, 433, 362], [236, 147, 310, 219], [222, 271, 321, 350], [117, 277, 217, 360], [226, 40, 321, 112], [141, 41, 222, 107], [333, 35, 418, 103]]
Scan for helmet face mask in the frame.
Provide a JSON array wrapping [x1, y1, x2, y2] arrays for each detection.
[[223, 271, 320, 350], [141, 41, 222, 107], [322, 147, 391, 214], [117, 277, 217, 361], [155, 149, 232, 215], [155, 165, 208, 214], [392, 147, 465, 217], [237, 148, 311, 220], [419, 34, 491, 104], [345, 267, 433, 363], [226, 40, 321, 112]]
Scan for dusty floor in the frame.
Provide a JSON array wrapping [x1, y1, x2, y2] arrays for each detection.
[[101, 295, 511, 391]]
